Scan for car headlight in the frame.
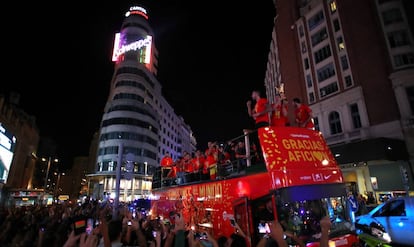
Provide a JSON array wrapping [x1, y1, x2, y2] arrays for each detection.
[[371, 227, 392, 243], [382, 232, 392, 243]]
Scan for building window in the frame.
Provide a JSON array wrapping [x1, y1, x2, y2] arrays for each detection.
[[320, 82, 339, 98], [108, 161, 114, 172], [308, 10, 325, 31], [382, 8, 403, 25], [313, 116, 320, 131], [333, 19, 341, 32], [328, 111, 342, 134], [301, 42, 307, 53], [350, 103, 362, 129], [304, 58, 310, 70], [406, 86, 414, 115], [311, 28, 328, 47], [317, 63, 336, 82], [340, 55, 349, 70], [306, 74, 313, 88], [345, 75, 353, 87], [388, 30, 410, 48], [309, 92, 315, 103], [329, 0, 337, 13], [394, 53, 414, 67], [337, 36, 345, 50], [299, 25, 304, 37], [314, 45, 332, 63]]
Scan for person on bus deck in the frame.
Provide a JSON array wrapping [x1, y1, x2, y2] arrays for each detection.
[[205, 141, 218, 180], [270, 94, 289, 127], [166, 163, 177, 186], [175, 157, 186, 184], [217, 145, 231, 178], [161, 152, 174, 184], [224, 140, 236, 161], [246, 89, 269, 163], [161, 152, 174, 167], [292, 97, 314, 129], [247, 89, 270, 129], [183, 151, 194, 183], [192, 150, 206, 181], [234, 141, 247, 172]]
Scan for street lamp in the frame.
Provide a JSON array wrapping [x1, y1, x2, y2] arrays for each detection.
[[54, 171, 65, 198], [42, 157, 59, 195]]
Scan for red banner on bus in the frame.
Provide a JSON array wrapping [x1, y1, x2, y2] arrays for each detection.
[[258, 126, 343, 187]]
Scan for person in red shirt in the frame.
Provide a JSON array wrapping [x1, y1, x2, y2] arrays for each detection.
[[191, 150, 205, 181], [246, 90, 269, 163], [166, 160, 177, 186], [293, 97, 314, 129], [160, 152, 174, 185], [175, 157, 186, 184], [183, 151, 194, 182], [204, 141, 218, 180], [160, 152, 174, 167], [270, 94, 289, 127], [247, 90, 270, 129]]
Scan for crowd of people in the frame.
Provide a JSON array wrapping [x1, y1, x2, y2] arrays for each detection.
[[158, 89, 315, 187], [0, 90, 334, 247], [159, 139, 259, 186], [0, 198, 333, 247]]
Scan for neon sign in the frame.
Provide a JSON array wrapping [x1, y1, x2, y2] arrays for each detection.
[[125, 6, 148, 19], [112, 34, 152, 63]]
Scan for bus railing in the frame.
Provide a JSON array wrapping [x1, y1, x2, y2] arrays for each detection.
[[152, 128, 264, 189]]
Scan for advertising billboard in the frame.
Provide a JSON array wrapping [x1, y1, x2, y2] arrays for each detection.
[[0, 123, 16, 184], [111, 33, 152, 63]]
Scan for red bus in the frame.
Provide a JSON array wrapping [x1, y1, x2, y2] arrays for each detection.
[[150, 126, 360, 247]]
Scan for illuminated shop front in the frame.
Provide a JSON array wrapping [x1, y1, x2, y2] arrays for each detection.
[[331, 137, 413, 203], [87, 174, 152, 202]]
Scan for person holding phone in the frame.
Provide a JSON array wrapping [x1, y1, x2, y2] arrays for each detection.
[[227, 218, 249, 247], [63, 229, 99, 247], [256, 221, 288, 247]]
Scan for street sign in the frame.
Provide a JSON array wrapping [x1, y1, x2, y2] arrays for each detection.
[[348, 195, 358, 212]]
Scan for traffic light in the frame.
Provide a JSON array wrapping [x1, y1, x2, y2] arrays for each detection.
[[400, 167, 409, 184]]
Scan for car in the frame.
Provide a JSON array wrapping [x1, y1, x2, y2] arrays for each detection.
[[355, 196, 414, 246]]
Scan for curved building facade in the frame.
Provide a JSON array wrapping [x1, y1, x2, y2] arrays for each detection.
[[89, 6, 196, 202]]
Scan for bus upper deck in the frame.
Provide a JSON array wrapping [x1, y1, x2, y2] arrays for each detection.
[[149, 126, 359, 247]]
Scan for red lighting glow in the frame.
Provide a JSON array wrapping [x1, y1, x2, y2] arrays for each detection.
[[236, 180, 251, 197]]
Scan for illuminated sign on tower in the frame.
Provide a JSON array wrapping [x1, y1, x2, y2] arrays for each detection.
[[111, 34, 152, 63], [125, 6, 148, 19], [111, 6, 152, 63]]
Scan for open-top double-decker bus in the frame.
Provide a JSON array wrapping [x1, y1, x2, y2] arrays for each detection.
[[149, 126, 360, 247]]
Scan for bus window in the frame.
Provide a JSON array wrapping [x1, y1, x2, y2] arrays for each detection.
[[251, 196, 275, 245], [233, 197, 250, 242], [276, 196, 354, 244]]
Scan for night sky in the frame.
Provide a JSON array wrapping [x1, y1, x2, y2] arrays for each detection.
[[2, 1, 276, 166]]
